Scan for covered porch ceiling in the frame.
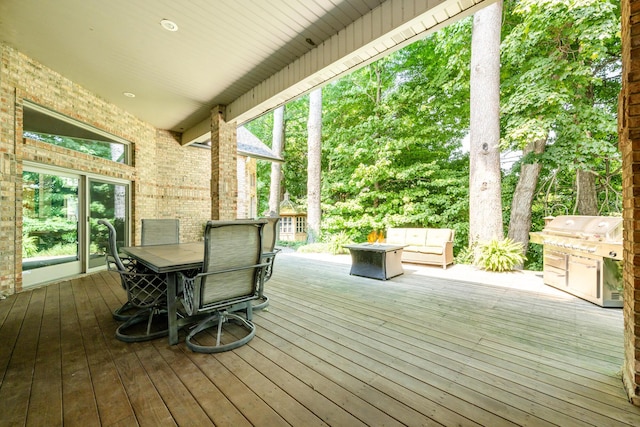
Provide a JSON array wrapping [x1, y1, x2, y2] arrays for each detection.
[[0, 0, 490, 145]]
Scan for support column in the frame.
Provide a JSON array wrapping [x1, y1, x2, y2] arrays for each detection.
[[210, 105, 237, 220], [621, 0, 640, 406]]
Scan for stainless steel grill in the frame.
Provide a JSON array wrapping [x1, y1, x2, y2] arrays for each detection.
[[530, 215, 623, 307]]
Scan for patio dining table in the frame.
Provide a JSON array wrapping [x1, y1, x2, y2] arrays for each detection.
[[120, 242, 204, 345]]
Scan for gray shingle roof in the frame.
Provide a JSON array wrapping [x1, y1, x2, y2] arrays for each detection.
[[237, 126, 283, 163]]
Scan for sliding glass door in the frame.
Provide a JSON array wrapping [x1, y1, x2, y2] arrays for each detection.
[[22, 165, 130, 286], [88, 179, 130, 269], [22, 168, 82, 286]]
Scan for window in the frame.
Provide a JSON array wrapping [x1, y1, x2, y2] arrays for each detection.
[[296, 217, 306, 233], [281, 217, 293, 234], [23, 101, 131, 164]]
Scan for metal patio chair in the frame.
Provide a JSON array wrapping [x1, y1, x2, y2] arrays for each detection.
[[253, 216, 281, 310], [114, 268, 169, 342], [178, 219, 267, 353], [141, 218, 180, 246], [98, 219, 140, 321], [98, 219, 169, 341]]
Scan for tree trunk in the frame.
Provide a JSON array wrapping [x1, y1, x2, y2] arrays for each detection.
[[268, 105, 285, 215], [575, 169, 598, 215], [507, 138, 546, 266], [306, 89, 322, 243], [469, 0, 504, 245]]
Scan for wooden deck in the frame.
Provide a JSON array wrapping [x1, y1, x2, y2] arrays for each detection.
[[1, 252, 640, 426]]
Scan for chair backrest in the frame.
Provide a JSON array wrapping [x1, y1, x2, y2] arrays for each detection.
[[199, 219, 267, 308], [97, 219, 126, 271], [141, 219, 180, 245], [260, 216, 280, 253]]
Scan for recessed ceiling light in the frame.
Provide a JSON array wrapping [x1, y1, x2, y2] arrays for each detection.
[[123, 92, 136, 98], [160, 19, 179, 32]]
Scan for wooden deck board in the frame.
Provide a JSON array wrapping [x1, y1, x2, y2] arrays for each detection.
[[1, 286, 44, 426], [74, 275, 141, 426], [152, 342, 253, 427], [274, 275, 625, 399], [0, 291, 31, 384], [263, 298, 554, 427], [1, 252, 640, 426], [27, 284, 63, 427], [231, 334, 372, 426]]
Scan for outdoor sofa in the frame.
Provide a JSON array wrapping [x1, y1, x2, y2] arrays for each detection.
[[386, 227, 455, 269]]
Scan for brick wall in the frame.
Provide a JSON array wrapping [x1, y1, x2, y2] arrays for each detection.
[[0, 45, 18, 293], [211, 106, 237, 220], [0, 44, 213, 294], [146, 130, 211, 243], [621, 0, 640, 406]]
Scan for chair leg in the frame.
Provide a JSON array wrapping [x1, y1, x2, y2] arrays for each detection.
[[252, 294, 269, 311], [216, 315, 224, 347], [113, 301, 138, 322], [115, 308, 169, 342], [185, 311, 256, 353]]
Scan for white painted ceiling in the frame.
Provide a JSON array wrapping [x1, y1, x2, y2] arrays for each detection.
[[0, 0, 488, 143]]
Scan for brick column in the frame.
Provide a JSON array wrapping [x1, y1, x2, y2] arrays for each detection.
[[210, 105, 237, 220], [621, 0, 640, 406]]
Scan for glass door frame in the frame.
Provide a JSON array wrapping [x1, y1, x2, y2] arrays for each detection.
[[21, 162, 132, 286], [22, 163, 84, 287], [86, 175, 132, 273]]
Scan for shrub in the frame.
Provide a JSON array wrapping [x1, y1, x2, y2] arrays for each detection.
[[276, 240, 306, 251], [475, 238, 526, 272], [455, 241, 477, 265], [22, 235, 39, 258], [294, 231, 353, 255], [327, 231, 352, 255]]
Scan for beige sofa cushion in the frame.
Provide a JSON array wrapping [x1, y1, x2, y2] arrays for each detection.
[[405, 228, 428, 246], [386, 228, 406, 245], [385, 227, 454, 268], [425, 228, 452, 246], [416, 245, 444, 255]]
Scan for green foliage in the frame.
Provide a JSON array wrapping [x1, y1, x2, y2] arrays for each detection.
[[248, 1, 621, 271], [316, 22, 473, 255], [22, 236, 39, 258], [24, 131, 125, 163], [326, 231, 352, 255], [244, 113, 276, 215], [455, 241, 477, 265], [276, 240, 306, 251], [524, 242, 543, 271], [475, 238, 526, 272], [501, 0, 621, 217], [22, 217, 77, 247]]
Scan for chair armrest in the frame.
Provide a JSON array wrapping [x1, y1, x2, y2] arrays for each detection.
[[178, 262, 270, 316]]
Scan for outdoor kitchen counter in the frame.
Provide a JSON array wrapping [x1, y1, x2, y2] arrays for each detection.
[[529, 215, 623, 308]]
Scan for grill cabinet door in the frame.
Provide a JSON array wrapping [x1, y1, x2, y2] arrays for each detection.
[[568, 255, 600, 300], [543, 250, 567, 288]]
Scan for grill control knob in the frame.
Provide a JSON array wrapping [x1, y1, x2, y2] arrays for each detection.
[[609, 251, 617, 258]]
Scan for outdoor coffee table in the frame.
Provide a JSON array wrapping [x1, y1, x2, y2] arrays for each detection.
[[343, 243, 405, 280]]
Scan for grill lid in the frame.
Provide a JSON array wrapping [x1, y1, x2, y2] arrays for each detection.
[[542, 215, 622, 242]]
